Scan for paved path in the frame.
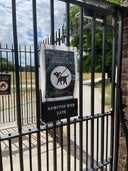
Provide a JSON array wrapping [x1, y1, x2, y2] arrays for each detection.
[[70, 82, 111, 169]]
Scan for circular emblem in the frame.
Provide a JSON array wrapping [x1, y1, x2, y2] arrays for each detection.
[[0, 81, 9, 91], [50, 66, 71, 89]]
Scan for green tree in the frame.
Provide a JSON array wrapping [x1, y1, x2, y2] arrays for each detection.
[[0, 58, 14, 72], [24, 65, 35, 72], [65, 1, 120, 77], [109, 0, 121, 5]]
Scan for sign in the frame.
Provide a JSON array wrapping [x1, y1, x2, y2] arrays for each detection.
[[39, 45, 78, 121], [42, 98, 77, 122], [0, 74, 11, 95], [40, 45, 77, 101]]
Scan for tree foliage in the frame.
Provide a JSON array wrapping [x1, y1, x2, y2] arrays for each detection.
[[109, 0, 121, 5], [63, 0, 121, 77], [19, 65, 35, 72], [66, 4, 118, 77], [0, 58, 35, 72], [0, 58, 14, 72]]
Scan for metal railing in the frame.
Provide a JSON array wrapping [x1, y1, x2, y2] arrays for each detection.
[[0, 45, 36, 125]]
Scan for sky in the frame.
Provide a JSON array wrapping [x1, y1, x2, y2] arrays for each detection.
[[0, 0, 65, 47]]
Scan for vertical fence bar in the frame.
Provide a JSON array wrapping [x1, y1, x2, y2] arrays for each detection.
[[66, 1, 70, 47], [50, 1, 57, 170], [12, 1, 24, 171], [79, 6, 84, 171], [100, 15, 107, 168], [113, 12, 123, 171], [105, 115, 109, 161], [32, 0, 40, 128], [62, 25, 65, 43], [110, 14, 117, 171], [30, 46, 34, 123], [6, 44, 9, 71], [19, 45, 23, 125], [9, 139, 13, 171], [12, 44, 16, 122], [0, 142, 3, 171], [50, 0, 55, 45], [96, 118, 99, 165], [60, 122, 64, 171], [46, 126, 49, 171], [90, 10, 96, 169], [25, 46, 29, 124], [2, 95, 4, 123], [29, 134, 32, 171], [86, 120, 89, 170], [32, 1, 42, 171], [74, 121, 77, 171], [58, 28, 61, 46], [53, 122, 57, 171], [6, 44, 11, 122], [55, 31, 57, 45], [4, 46, 8, 121], [12, 0, 21, 132], [65, 1, 71, 171]]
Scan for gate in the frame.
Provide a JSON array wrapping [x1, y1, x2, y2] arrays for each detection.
[[0, 0, 126, 170]]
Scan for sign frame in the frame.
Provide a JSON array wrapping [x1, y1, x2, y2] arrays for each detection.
[[39, 45, 78, 122], [0, 74, 11, 95], [39, 44, 77, 102], [42, 98, 78, 122]]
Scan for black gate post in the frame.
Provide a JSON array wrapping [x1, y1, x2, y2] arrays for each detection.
[[113, 11, 123, 171], [12, 0, 24, 171], [32, 1, 42, 171], [50, 1, 58, 171], [0, 142, 3, 171], [11, 0, 22, 133], [110, 12, 118, 171], [65, 2, 71, 171], [79, 6, 84, 171]]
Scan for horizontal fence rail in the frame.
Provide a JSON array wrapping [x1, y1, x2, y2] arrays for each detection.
[[0, 111, 112, 171]]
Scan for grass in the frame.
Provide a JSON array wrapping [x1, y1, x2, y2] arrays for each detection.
[[0, 88, 36, 112], [20, 72, 35, 84], [0, 72, 36, 112], [95, 79, 111, 110], [104, 83, 111, 107], [0, 72, 111, 111], [0, 72, 36, 85], [82, 73, 103, 80], [81, 72, 111, 110]]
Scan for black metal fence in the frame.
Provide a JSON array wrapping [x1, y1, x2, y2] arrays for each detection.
[[0, 45, 36, 125], [0, 0, 125, 171]]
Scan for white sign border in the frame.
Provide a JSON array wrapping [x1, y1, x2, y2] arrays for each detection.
[[39, 44, 77, 102]]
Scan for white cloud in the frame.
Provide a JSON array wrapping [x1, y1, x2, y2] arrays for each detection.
[[0, 0, 65, 46]]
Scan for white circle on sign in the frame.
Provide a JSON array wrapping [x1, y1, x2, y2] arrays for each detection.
[[0, 81, 8, 91], [51, 66, 72, 89]]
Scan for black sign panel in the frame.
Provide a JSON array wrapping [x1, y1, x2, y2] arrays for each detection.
[[0, 74, 11, 95], [42, 98, 78, 122], [40, 45, 78, 122], [44, 49, 76, 99]]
